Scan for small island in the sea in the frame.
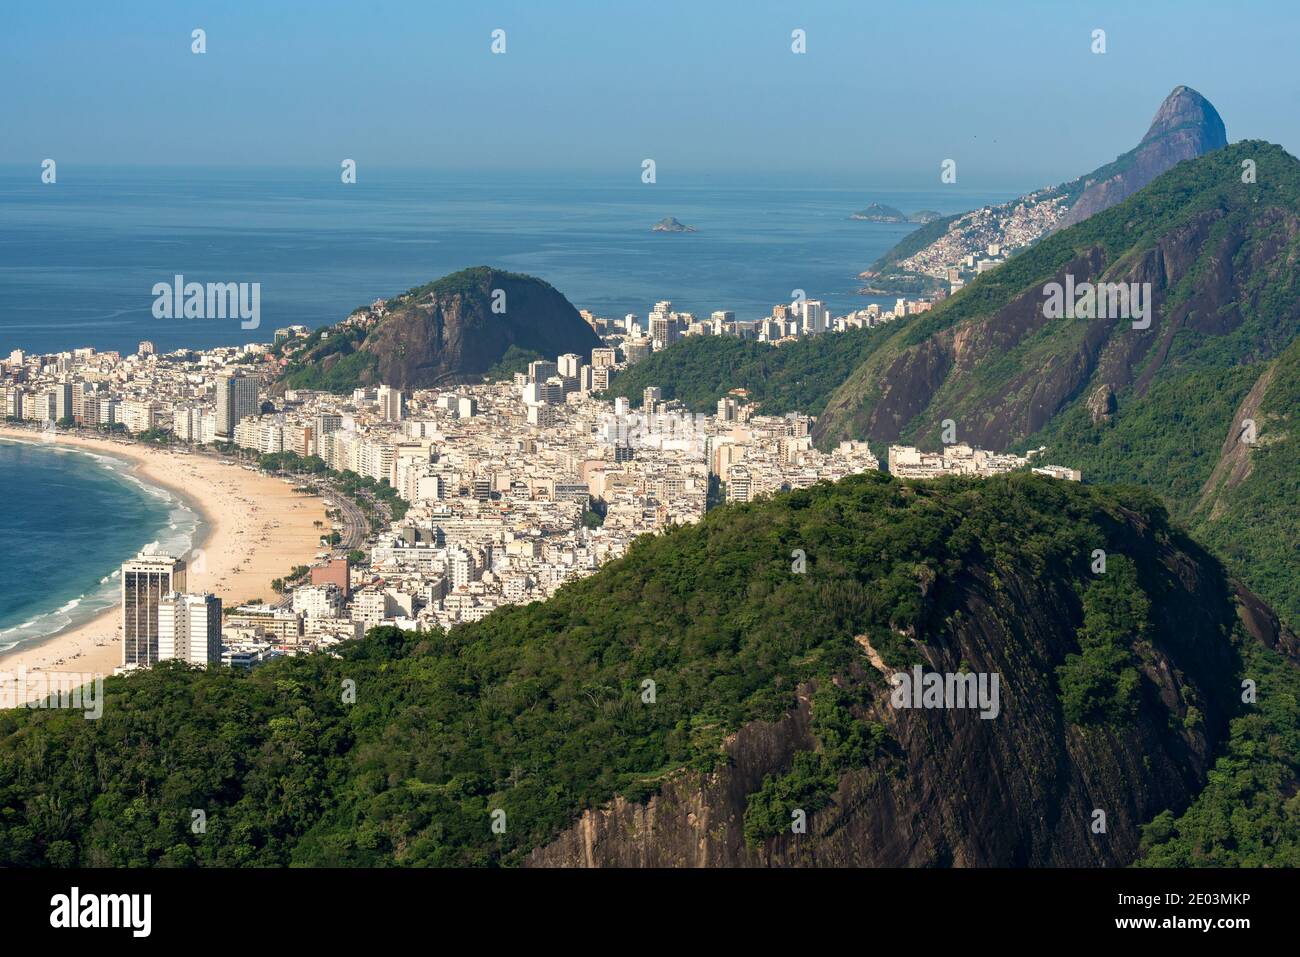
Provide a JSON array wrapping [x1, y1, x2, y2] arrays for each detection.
[[850, 203, 945, 224], [651, 216, 697, 233], [850, 203, 907, 222]]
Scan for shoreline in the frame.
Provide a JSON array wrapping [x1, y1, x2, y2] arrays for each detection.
[[0, 426, 328, 698], [0, 435, 205, 660]]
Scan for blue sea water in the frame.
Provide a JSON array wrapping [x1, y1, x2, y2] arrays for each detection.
[[0, 438, 200, 655], [0, 166, 1020, 356]]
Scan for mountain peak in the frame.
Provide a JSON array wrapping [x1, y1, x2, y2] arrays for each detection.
[[1142, 85, 1227, 149], [1050, 85, 1228, 230]]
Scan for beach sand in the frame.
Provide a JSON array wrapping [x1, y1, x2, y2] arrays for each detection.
[[0, 426, 328, 700]]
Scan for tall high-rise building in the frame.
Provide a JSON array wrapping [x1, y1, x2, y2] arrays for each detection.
[[557, 353, 583, 379], [377, 385, 405, 422], [122, 553, 187, 666], [643, 386, 662, 411], [97, 397, 119, 427], [52, 382, 75, 422], [158, 592, 222, 665], [3, 386, 24, 419], [542, 376, 565, 405], [215, 371, 258, 440], [33, 390, 56, 422], [527, 359, 558, 384], [121, 399, 156, 434], [72, 382, 93, 422], [315, 413, 342, 439], [622, 338, 650, 364], [648, 313, 678, 349], [799, 300, 827, 336], [726, 465, 753, 503]]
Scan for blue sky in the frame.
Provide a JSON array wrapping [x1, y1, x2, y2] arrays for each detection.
[[4, 0, 1297, 189]]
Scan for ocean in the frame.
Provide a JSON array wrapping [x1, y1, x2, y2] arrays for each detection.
[[0, 438, 200, 655], [0, 165, 1019, 356]]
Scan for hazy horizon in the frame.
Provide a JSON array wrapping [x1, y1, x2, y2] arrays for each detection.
[[6, 0, 1299, 189]]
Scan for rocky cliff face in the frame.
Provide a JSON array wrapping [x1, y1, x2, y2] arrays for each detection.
[[358, 268, 602, 389], [287, 267, 602, 392], [527, 510, 1282, 868], [1057, 86, 1228, 229]]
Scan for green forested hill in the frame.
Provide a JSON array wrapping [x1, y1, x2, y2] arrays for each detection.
[[811, 141, 1300, 630], [1189, 335, 1300, 625], [817, 141, 1300, 449], [602, 324, 896, 414], [1, 474, 1295, 867], [281, 267, 600, 393]]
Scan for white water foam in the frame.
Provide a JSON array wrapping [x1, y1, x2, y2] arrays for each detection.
[[0, 438, 203, 654]]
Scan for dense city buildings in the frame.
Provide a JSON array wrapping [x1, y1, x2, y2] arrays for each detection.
[[590, 293, 932, 357], [5, 291, 1079, 674], [887, 443, 1080, 480]]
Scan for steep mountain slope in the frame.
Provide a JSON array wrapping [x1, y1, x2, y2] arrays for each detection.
[[1, 474, 1295, 867], [1058, 86, 1228, 229], [817, 141, 1300, 448], [1190, 334, 1300, 625], [281, 267, 601, 392], [815, 140, 1300, 629], [862, 86, 1227, 293]]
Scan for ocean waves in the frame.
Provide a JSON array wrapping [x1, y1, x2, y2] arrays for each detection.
[[0, 438, 202, 655]]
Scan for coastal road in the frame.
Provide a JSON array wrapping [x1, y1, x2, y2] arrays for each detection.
[[187, 446, 369, 554], [322, 482, 369, 553]]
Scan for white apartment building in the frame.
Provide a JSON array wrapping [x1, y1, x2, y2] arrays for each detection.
[[557, 354, 583, 379], [121, 399, 156, 434], [726, 464, 753, 503], [293, 583, 345, 619], [798, 300, 827, 336], [351, 589, 392, 629], [158, 592, 223, 665]]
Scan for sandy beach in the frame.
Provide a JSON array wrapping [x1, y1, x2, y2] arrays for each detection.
[[0, 426, 328, 697]]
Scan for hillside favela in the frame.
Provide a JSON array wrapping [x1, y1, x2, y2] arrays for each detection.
[[0, 1, 1293, 942]]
